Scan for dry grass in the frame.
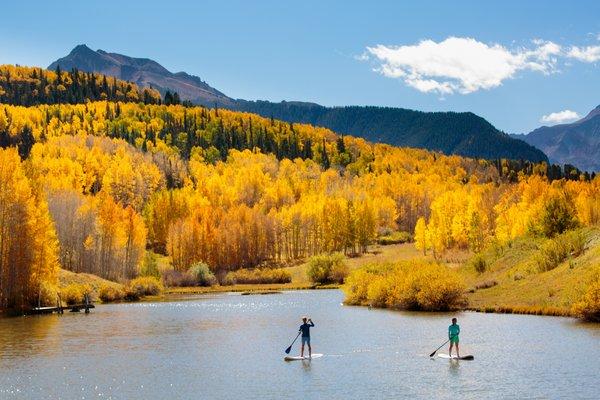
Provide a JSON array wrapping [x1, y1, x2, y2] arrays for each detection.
[[58, 269, 124, 302], [285, 243, 442, 285]]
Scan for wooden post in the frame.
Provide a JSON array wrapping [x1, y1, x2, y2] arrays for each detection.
[[84, 294, 90, 314], [57, 293, 63, 315]]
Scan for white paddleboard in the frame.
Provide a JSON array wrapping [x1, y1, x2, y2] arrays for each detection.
[[438, 353, 474, 360], [284, 353, 323, 361]]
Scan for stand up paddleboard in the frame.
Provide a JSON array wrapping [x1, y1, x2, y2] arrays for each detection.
[[284, 353, 323, 361], [438, 354, 474, 360]]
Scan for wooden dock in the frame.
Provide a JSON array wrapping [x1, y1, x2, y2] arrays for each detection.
[[30, 303, 95, 315], [29, 294, 95, 315]]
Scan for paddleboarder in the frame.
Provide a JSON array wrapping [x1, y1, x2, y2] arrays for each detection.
[[299, 316, 315, 358], [448, 317, 460, 358]]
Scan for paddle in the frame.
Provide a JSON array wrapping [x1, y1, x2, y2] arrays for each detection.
[[285, 332, 301, 354], [429, 334, 456, 358]]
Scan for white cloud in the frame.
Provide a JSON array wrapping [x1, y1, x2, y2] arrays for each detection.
[[366, 37, 562, 95], [567, 45, 600, 62], [540, 110, 580, 124]]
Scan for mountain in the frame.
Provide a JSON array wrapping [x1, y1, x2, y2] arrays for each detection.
[[48, 45, 548, 163], [48, 45, 234, 107], [234, 101, 547, 162], [519, 106, 600, 171]]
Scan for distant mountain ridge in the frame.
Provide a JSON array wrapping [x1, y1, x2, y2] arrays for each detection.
[[518, 106, 600, 172], [49, 45, 233, 107], [48, 45, 548, 163]]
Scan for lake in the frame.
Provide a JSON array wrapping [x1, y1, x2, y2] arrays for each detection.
[[1, 290, 599, 399]]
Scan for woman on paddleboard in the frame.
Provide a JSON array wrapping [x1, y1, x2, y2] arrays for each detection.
[[299, 316, 315, 358], [448, 318, 460, 358]]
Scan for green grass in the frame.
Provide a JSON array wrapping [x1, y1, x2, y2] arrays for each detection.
[[460, 227, 600, 315]]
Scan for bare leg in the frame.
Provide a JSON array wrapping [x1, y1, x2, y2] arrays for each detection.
[[449, 343, 454, 357], [308, 343, 312, 358], [300, 342, 305, 358], [456, 343, 460, 358]]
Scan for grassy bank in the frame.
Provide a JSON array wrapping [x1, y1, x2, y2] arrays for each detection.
[[458, 228, 600, 317]]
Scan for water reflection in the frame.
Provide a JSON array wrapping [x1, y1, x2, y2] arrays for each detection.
[[0, 314, 60, 359], [301, 359, 312, 372], [448, 359, 460, 376]]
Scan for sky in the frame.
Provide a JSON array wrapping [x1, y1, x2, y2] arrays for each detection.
[[2, 0, 600, 133]]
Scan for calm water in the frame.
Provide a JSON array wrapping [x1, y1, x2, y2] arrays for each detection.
[[1, 290, 599, 400]]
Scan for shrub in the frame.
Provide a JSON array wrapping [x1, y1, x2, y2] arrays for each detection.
[[513, 273, 524, 281], [535, 230, 586, 272], [343, 261, 466, 311], [139, 252, 161, 279], [188, 263, 217, 286], [162, 269, 197, 287], [472, 254, 487, 274], [126, 276, 163, 300], [329, 260, 350, 284], [572, 271, 600, 322], [307, 253, 348, 284], [61, 284, 92, 305], [540, 194, 578, 237], [376, 231, 412, 245], [565, 230, 586, 257], [224, 268, 291, 285], [343, 268, 377, 305], [535, 239, 568, 272], [475, 280, 497, 290], [98, 285, 126, 302]]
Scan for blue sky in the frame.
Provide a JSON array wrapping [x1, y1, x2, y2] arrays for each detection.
[[2, 0, 600, 133]]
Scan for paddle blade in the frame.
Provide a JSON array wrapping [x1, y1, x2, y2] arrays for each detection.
[[285, 345, 292, 354], [429, 351, 437, 358]]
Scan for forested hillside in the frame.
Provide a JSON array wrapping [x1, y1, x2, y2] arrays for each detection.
[[0, 65, 161, 106], [0, 65, 599, 315], [234, 101, 548, 162]]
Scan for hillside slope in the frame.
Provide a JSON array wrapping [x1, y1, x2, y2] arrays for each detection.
[[461, 228, 600, 315], [235, 102, 548, 162]]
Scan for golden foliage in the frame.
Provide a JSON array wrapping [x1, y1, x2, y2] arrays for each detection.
[[344, 261, 466, 311], [572, 269, 600, 322], [0, 148, 59, 310]]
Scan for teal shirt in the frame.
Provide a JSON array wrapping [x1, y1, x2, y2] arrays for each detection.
[[448, 324, 460, 340]]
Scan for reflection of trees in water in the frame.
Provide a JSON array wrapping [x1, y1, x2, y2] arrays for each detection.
[[0, 315, 60, 359]]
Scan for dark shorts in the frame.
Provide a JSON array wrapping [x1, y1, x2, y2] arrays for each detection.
[[302, 336, 311, 345]]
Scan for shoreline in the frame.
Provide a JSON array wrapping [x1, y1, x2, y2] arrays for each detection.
[[161, 286, 581, 320], [162, 283, 340, 295]]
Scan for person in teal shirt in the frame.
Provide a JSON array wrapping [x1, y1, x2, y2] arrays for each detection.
[[448, 318, 460, 357]]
